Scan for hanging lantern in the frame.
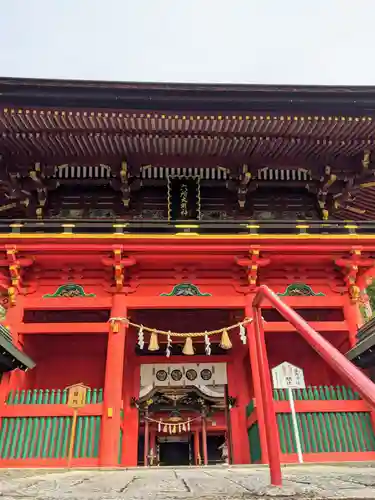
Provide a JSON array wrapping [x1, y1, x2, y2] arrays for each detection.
[[148, 330, 159, 351], [220, 329, 232, 350], [182, 423, 186, 432], [163, 424, 168, 433], [158, 420, 162, 432], [187, 421, 191, 431], [172, 425, 177, 434], [182, 336, 194, 355]]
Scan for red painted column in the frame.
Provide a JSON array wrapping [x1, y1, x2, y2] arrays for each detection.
[[343, 295, 360, 348], [150, 429, 156, 456], [149, 429, 157, 465], [202, 417, 208, 465], [253, 305, 282, 485], [100, 293, 127, 467], [144, 412, 150, 466], [245, 296, 268, 464], [227, 359, 250, 464], [194, 430, 200, 464], [121, 362, 140, 466]]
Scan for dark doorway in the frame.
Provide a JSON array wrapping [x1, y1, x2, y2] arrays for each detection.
[[158, 436, 191, 466], [137, 434, 144, 465], [207, 433, 225, 464]]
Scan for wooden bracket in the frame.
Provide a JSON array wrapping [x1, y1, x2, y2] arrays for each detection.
[[235, 248, 270, 290], [334, 248, 375, 302], [0, 246, 33, 305], [102, 246, 136, 292]]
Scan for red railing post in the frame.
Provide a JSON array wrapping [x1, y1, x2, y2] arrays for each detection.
[[245, 299, 268, 464], [251, 284, 375, 486], [253, 305, 282, 486], [253, 285, 375, 409]]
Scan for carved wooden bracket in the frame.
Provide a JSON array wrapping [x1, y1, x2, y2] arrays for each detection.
[[0, 246, 34, 305], [102, 246, 136, 292], [334, 247, 375, 302], [110, 160, 131, 208], [235, 248, 270, 291], [317, 165, 337, 219]]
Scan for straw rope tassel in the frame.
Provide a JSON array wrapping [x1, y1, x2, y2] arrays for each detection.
[[111, 320, 119, 333], [182, 336, 194, 355], [220, 329, 232, 350], [148, 330, 159, 351]]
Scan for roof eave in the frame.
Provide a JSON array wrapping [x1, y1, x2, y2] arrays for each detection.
[[0, 335, 35, 372], [2, 77, 375, 114]]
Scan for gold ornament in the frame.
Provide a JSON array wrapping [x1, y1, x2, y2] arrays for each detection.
[[220, 329, 232, 350], [148, 330, 159, 351], [110, 320, 120, 333], [182, 336, 194, 355], [7, 286, 16, 307], [349, 285, 361, 302]]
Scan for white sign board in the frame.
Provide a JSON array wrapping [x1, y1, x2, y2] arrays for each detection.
[[272, 361, 305, 464], [272, 362, 306, 390]]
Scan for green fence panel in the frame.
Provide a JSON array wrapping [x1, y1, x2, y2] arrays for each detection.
[[118, 427, 123, 465], [0, 415, 101, 459], [6, 388, 104, 405], [248, 423, 261, 463], [249, 385, 375, 459]]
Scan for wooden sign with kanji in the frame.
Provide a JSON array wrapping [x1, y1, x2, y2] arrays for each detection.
[[66, 383, 89, 409]]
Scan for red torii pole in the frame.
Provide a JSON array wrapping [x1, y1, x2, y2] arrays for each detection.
[[252, 285, 375, 487]]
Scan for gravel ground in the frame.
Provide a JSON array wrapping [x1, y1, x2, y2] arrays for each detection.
[[0, 464, 374, 499]]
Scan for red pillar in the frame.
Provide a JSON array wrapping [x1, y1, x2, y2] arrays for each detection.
[[253, 304, 281, 485], [100, 294, 127, 467], [202, 417, 208, 465], [343, 295, 360, 348], [121, 362, 140, 466], [227, 359, 250, 464], [143, 413, 150, 466], [150, 429, 156, 456], [194, 429, 200, 464], [245, 296, 268, 464]]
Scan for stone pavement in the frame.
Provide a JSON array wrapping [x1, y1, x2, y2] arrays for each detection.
[[0, 464, 375, 499]]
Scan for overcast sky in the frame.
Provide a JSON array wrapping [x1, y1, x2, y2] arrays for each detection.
[[1, 0, 374, 85]]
